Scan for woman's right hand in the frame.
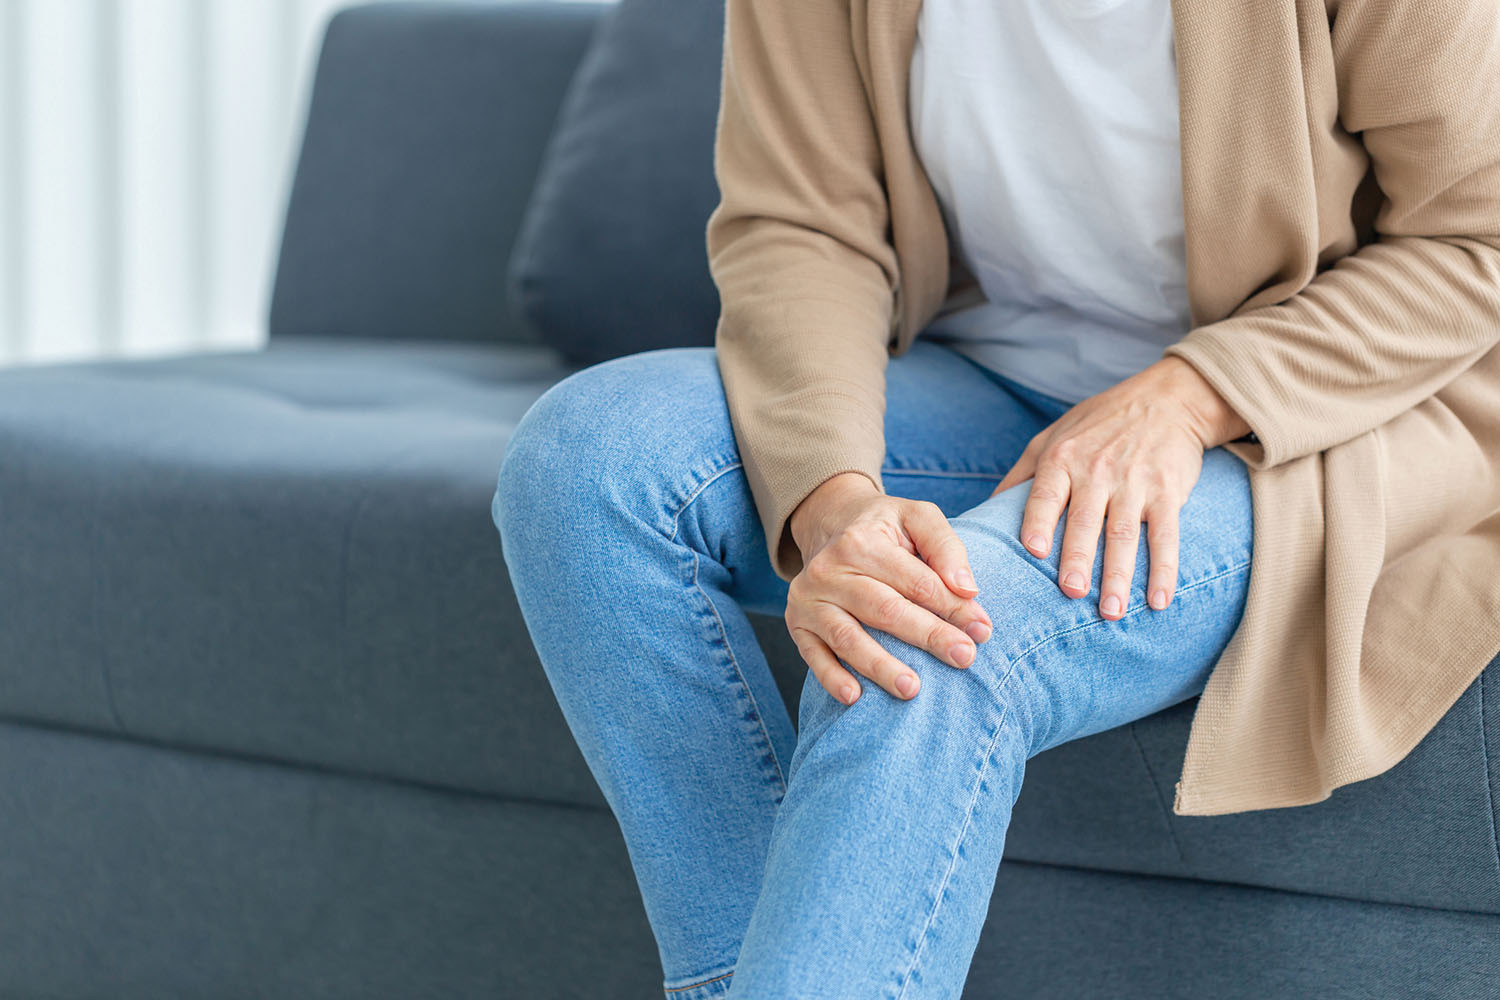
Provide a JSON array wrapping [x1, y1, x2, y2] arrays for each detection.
[[785, 472, 995, 706]]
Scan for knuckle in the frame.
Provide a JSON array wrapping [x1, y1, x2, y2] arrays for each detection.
[[1102, 566, 1134, 586], [1028, 483, 1063, 504], [1077, 505, 1107, 526], [1086, 452, 1115, 478], [787, 622, 816, 650], [842, 526, 882, 562], [803, 552, 836, 585], [871, 591, 908, 629], [914, 498, 944, 518], [787, 572, 811, 600], [1105, 518, 1139, 541], [827, 620, 865, 652], [925, 620, 951, 655], [907, 572, 942, 608], [1062, 547, 1093, 566], [1148, 523, 1180, 546]]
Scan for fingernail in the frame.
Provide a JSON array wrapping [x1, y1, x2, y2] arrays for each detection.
[[949, 642, 975, 667], [1151, 589, 1168, 609], [1101, 594, 1120, 616], [1063, 571, 1085, 593], [964, 620, 992, 643], [842, 684, 860, 704], [1024, 533, 1045, 554], [896, 673, 918, 697], [955, 567, 976, 590]]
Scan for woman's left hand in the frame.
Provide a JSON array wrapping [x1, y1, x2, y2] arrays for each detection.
[[988, 356, 1250, 621]]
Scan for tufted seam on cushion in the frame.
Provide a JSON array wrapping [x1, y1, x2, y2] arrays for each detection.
[[1480, 661, 1500, 895], [1129, 720, 1187, 866]]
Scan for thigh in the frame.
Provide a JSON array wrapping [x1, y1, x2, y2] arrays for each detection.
[[951, 444, 1256, 755], [789, 443, 1254, 764], [732, 338, 1073, 611], [506, 341, 1068, 617]]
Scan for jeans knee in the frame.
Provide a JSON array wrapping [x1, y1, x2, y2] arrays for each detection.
[[494, 346, 735, 552], [846, 624, 1028, 738]]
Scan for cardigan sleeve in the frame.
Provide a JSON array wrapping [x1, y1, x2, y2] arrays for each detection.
[[705, 0, 902, 582], [1161, 0, 1500, 470]]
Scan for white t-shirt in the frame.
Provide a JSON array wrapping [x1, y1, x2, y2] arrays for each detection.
[[909, 0, 1190, 405]]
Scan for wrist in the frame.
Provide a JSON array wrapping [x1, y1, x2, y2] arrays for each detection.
[[789, 471, 880, 557], [1156, 356, 1252, 449]]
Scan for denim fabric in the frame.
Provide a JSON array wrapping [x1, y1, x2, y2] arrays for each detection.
[[492, 339, 1253, 999]]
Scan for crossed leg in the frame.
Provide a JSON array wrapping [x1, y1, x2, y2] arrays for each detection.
[[492, 340, 1251, 999]]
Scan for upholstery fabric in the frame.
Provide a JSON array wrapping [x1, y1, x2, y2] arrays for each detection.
[[0, 339, 601, 807], [5, 3, 1500, 995], [268, 2, 605, 346], [0, 720, 662, 999], [1, 719, 1494, 999], [969, 860, 1500, 999], [506, 0, 725, 366], [0, 338, 1494, 916]]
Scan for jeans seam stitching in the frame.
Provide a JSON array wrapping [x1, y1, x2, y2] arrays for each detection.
[[668, 459, 789, 796], [1004, 557, 1254, 668], [880, 465, 1004, 480], [1001, 557, 1250, 755], [891, 661, 1020, 999], [664, 968, 735, 994], [691, 545, 788, 795], [666, 460, 744, 546]]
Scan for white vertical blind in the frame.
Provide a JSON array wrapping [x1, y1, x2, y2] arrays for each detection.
[[0, 0, 357, 367]]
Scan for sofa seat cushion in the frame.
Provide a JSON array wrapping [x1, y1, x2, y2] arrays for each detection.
[[0, 338, 621, 810], [0, 338, 1495, 917], [1002, 670, 1500, 916]]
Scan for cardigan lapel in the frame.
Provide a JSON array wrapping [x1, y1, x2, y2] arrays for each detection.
[[1169, 0, 1321, 327], [876, 0, 1323, 343]]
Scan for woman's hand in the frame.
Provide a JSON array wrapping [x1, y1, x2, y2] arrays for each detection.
[[784, 472, 994, 705], [988, 357, 1250, 621]]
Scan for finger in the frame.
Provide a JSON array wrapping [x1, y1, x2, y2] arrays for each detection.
[[887, 546, 993, 640], [901, 499, 979, 599], [1018, 458, 1071, 559], [1097, 487, 1145, 620], [789, 625, 863, 705], [1056, 477, 1111, 600], [818, 517, 990, 638], [815, 603, 924, 700], [1144, 498, 1181, 611], [842, 575, 979, 669]]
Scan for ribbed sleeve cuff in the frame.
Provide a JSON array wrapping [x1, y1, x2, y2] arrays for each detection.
[[732, 390, 888, 582], [1162, 328, 1286, 469]]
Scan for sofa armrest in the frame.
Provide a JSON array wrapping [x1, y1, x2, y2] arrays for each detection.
[[268, 1, 608, 346]]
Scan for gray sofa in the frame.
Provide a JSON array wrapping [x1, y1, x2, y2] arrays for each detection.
[[0, 3, 1496, 998]]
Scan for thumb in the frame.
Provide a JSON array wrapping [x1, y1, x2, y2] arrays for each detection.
[[902, 499, 978, 597]]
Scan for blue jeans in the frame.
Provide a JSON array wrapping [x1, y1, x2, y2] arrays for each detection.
[[492, 339, 1253, 999]]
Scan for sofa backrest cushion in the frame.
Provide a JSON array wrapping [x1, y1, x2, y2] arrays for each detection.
[[505, 0, 725, 367], [269, 2, 605, 346]]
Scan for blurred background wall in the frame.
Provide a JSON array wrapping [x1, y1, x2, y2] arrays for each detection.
[[0, 0, 604, 370], [0, 0, 364, 367]]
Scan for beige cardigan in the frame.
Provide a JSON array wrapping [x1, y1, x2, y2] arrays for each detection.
[[705, 0, 1500, 816]]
